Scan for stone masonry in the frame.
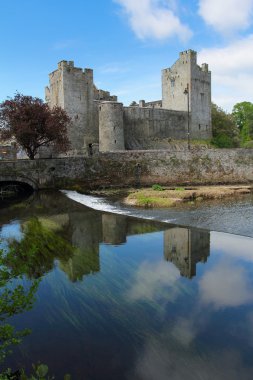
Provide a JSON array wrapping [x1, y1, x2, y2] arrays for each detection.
[[2, 149, 253, 190], [45, 50, 212, 156]]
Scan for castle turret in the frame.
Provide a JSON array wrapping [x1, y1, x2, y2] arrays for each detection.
[[99, 101, 125, 152], [162, 50, 211, 139], [164, 227, 210, 278], [45, 61, 97, 156], [102, 214, 126, 245]]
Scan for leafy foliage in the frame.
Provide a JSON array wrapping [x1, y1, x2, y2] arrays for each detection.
[[0, 93, 70, 159], [232, 101, 253, 143], [151, 184, 164, 191], [0, 246, 39, 363], [0, 362, 71, 379], [0, 218, 75, 371], [6, 218, 75, 279], [211, 103, 240, 148]]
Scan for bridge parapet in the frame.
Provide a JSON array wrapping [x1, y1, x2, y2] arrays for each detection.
[[1, 149, 253, 191]]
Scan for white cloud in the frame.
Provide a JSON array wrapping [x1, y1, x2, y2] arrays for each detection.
[[198, 0, 253, 34], [126, 260, 180, 302], [115, 0, 192, 41], [211, 232, 253, 262], [199, 35, 253, 110], [130, 338, 252, 380], [199, 260, 253, 309], [171, 318, 196, 346]]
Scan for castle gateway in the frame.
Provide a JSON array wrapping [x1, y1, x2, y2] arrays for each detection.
[[45, 50, 211, 156]]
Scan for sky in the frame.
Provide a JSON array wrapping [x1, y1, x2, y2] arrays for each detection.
[[1, 0, 253, 112]]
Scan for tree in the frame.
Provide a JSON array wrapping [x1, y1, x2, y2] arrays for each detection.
[[0, 93, 70, 159], [232, 101, 253, 142], [0, 217, 74, 372], [211, 103, 240, 148]]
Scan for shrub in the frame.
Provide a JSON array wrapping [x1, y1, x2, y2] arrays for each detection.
[[152, 184, 164, 191]]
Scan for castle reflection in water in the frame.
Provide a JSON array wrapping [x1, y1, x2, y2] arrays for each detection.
[[55, 210, 210, 281]]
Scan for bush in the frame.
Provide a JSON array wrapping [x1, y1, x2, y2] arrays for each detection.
[[211, 103, 240, 148], [211, 134, 240, 148], [152, 184, 164, 191], [242, 140, 253, 148]]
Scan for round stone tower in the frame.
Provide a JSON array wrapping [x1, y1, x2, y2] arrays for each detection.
[[99, 101, 125, 152], [102, 214, 127, 245]]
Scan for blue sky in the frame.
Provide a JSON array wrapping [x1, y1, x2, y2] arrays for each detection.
[[1, 0, 253, 111]]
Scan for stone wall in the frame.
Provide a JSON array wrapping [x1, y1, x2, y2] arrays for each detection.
[[1, 149, 253, 190], [123, 107, 188, 148]]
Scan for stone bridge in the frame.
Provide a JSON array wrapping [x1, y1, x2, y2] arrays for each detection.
[[1, 149, 253, 191]]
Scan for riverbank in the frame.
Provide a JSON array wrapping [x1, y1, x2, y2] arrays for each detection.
[[86, 185, 253, 208]]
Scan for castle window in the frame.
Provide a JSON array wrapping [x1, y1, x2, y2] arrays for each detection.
[[170, 79, 175, 87], [199, 124, 201, 130], [114, 140, 117, 144]]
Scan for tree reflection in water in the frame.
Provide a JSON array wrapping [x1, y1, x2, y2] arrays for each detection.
[[0, 217, 75, 370]]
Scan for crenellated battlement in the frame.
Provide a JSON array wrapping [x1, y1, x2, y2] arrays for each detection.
[[45, 49, 212, 157], [179, 49, 197, 64]]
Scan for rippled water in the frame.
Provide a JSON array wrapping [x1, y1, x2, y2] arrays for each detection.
[[1, 191, 253, 379], [63, 190, 253, 237]]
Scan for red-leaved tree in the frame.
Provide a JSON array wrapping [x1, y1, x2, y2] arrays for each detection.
[[0, 93, 70, 159]]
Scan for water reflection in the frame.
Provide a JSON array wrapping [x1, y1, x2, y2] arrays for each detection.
[[54, 212, 210, 282], [0, 191, 211, 281], [59, 211, 101, 282], [164, 227, 210, 278], [2, 191, 253, 379]]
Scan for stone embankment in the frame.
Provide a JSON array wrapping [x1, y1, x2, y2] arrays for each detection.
[[1, 148, 253, 190]]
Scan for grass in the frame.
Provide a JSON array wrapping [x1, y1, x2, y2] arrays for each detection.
[[135, 194, 176, 207], [151, 184, 164, 191], [125, 185, 253, 208], [190, 139, 213, 147]]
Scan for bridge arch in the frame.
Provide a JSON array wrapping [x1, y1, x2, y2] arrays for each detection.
[[0, 175, 38, 191]]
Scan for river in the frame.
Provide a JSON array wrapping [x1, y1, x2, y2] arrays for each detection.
[[0, 190, 253, 379]]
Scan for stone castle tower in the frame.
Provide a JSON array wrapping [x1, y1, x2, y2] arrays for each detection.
[[164, 227, 210, 278], [45, 50, 212, 156], [162, 50, 211, 139], [45, 60, 117, 155]]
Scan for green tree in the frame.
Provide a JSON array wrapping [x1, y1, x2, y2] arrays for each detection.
[[232, 101, 253, 143], [211, 103, 240, 148], [0, 218, 75, 371], [0, 246, 39, 364], [6, 218, 75, 279]]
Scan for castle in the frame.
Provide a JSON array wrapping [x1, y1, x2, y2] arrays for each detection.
[[45, 49, 211, 156]]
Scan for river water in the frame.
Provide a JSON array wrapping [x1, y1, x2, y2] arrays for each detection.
[[1, 190, 253, 379]]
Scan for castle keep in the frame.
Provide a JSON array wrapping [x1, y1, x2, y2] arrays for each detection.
[[45, 50, 211, 156]]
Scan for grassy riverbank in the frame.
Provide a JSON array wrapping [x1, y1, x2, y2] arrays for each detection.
[[87, 185, 253, 208]]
